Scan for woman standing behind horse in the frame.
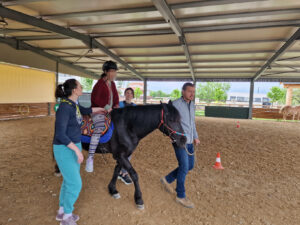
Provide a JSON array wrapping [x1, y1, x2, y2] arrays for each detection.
[[85, 60, 119, 172], [53, 79, 104, 225], [118, 87, 136, 184]]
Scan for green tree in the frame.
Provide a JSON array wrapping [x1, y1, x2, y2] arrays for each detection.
[[81, 77, 94, 92], [267, 86, 286, 105], [170, 89, 181, 99], [134, 87, 143, 99], [149, 90, 169, 98], [197, 82, 230, 103]]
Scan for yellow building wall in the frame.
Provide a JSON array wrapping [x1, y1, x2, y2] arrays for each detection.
[[0, 63, 55, 103]]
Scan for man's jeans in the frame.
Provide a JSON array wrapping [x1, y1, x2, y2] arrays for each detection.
[[165, 144, 194, 198]]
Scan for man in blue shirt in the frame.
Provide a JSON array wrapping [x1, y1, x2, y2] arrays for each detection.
[[160, 82, 200, 208]]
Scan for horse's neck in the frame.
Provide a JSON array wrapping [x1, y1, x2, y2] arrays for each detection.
[[132, 107, 161, 139]]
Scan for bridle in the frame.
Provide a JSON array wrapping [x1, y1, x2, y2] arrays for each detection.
[[158, 109, 186, 142], [158, 108, 195, 156]]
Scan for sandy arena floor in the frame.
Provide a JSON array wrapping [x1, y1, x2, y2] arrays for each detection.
[[0, 116, 299, 225]]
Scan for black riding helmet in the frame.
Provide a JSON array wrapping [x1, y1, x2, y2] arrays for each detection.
[[102, 60, 118, 72]]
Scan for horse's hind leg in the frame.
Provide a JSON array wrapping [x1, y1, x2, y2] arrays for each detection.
[[54, 164, 61, 177], [52, 151, 61, 177], [108, 162, 122, 199], [119, 156, 144, 210]]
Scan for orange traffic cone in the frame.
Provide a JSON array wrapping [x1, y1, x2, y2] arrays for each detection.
[[213, 152, 224, 170], [236, 121, 240, 128]]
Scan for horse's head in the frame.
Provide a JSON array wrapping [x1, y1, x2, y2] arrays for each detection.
[[159, 100, 187, 148]]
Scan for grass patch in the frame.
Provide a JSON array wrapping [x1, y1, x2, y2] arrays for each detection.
[[196, 110, 205, 117]]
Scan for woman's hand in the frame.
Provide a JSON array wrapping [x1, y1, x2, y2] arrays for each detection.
[[67, 142, 84, 164], [75, 150, 84, 164]]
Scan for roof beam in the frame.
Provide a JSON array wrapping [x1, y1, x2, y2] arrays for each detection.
[[170, 0, 266, 10], [184, 19, 300, 33], [37, 39, 285, 50], [59, 50, 275, 58], [134, 66, 261, 69], [109, 39, 286, 48], [70, 20, 166, 30], [0, 0, 49, 6], [253, 28, 300, 80], [180, 8, 300, 23], [15, 34, 68, 40], [42, 6, 156, 20], [0, 28, 52, 34], [92, 20, 300, 37], [116, 77, 300, 82], [0, 36, 99, 79], [0, 5, 144, 80], [67, 8, 300, 31], [74, 59, 267, 64], [40, 0, 264, 20], [152, 0, 195, 81]]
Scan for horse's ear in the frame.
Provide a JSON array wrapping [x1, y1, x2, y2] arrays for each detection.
[[161, 102, 168, 113], [160, 100, 163, 104], [168, 100, 173, 106]]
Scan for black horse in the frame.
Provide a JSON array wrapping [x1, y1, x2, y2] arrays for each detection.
[[54, 101, 186, 209]]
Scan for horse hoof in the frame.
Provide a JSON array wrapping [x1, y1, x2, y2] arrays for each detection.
[[54, 172, 61, 177], [136, 204, 145, 210], [112, 193, 121, 199]]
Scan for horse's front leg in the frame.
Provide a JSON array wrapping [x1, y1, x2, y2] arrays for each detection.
[[120, 156, 144, 210], [108, 162, 122, 199]]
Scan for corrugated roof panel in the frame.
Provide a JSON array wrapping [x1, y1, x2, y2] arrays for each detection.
[[188, 42, 284, 53], [185, 27, 297, 42], [97, 34, 179, 47]]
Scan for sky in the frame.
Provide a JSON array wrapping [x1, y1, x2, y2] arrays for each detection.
[[147, 81, 282, 95]]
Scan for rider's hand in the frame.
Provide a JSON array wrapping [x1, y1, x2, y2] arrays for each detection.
[[92, 107, 106, 114]]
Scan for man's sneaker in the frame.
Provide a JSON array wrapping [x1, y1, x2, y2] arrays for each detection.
[[176, 197, 195, 208], [85, 157, 94, 173], [160, 177, 174, 194], [56, 213, 79, 222], [118, 173, 132, 185], [60, 215, 78, 225]]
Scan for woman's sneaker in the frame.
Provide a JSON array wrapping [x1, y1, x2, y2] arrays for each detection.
[[85, 157, 94, 173], [56, 213, 79, 222], [60, 215, 78, 225], [118, 173, 132, 185]]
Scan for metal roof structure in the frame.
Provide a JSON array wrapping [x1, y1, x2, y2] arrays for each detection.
[[1, 0, 300, 82]]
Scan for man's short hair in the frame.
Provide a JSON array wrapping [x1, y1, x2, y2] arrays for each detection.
[[182, 82, 195, 91]]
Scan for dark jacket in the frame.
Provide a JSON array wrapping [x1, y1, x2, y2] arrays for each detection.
[[91, 78, 119, 108], [53, 98, 92, 146]]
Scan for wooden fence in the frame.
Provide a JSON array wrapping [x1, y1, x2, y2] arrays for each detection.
[[252, 108, 290, 120], [0, 102, 56, 120]]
